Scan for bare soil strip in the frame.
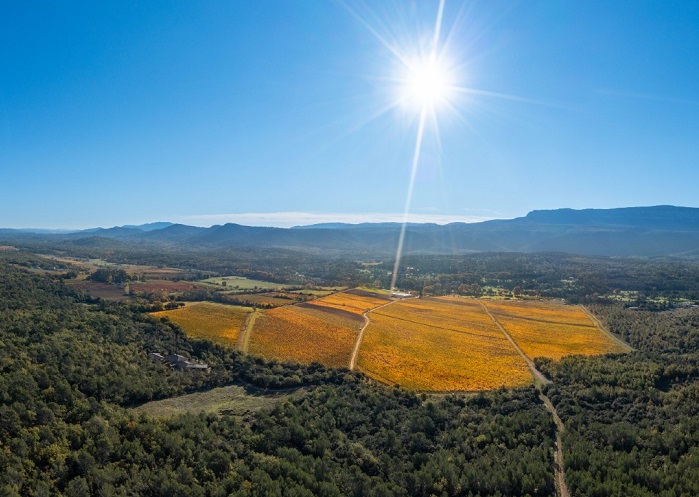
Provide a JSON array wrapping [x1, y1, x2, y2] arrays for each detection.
[[580, 305, 635, 352], [238, 309, 259, 353], [349, 299, 398, 370]]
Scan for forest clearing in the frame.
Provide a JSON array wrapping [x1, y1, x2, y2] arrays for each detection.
[[133, 384, 301, 418]]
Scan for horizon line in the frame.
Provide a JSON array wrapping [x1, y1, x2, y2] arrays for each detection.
[[4, 204, 694, 231], [174, 211, 500, 229], [0, 211, 503, 232]]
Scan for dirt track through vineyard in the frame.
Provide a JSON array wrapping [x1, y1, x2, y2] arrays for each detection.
[[349, 299, 399, 370], [479, 301, 551, 386], [238, 309, 258, 353]]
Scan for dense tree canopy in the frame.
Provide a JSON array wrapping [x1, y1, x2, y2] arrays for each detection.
[[537, 305, 699, 496]]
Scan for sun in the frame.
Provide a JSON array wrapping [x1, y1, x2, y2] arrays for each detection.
[[343, 0, 461, 290], [402, 55, 453, 110]]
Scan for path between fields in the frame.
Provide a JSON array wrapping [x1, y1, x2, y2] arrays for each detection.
[[580, 305, 635, 352], [479, 301, 570, 497], [349, 299, 401, 371], [238, 310, 259, 353], [478, 301, 551, 386]]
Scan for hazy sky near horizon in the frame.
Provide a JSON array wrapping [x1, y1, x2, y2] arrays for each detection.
[[2, 1, 699, 229]]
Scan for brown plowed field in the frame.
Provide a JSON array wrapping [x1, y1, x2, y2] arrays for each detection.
[[131, 280, 200, 293], [67, 281, 131, 301]]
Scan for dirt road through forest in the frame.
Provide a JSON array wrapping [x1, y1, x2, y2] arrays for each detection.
[[480, 300, 570, 497]]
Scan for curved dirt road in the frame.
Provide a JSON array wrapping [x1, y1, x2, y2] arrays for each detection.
[[349, 300, 399, 371]]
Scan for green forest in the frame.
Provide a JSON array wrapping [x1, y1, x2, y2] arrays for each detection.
[[2, 250, 699, 496]]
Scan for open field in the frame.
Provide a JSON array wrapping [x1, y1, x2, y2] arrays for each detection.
[[152, 302, 252, 347], [83, 259, 192, 279], [248, 303, 363, 367], [132, 384, 301, 418], [223, 291, 313, 307], [482, 299, 629, 360], [65, 273, 205, 302], [45, 255, 195, 279], [301, 287, 347, 297], [198, 276, 282, 290], [130, 280, 201, 294], [348, 287, 392, 297], [357, 298, 532, 391], [67, 280, 131, 301]]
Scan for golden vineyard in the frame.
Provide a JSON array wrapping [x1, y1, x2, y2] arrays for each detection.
[[154, 289, 628, 392]]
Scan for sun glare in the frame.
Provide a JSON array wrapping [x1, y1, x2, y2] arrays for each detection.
[[344, 0, 460, 291], [345, 0, 543, 290], [403, 56, 453, 110]]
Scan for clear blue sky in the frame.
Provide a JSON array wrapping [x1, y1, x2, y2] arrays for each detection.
[[2, 1, 698, 229]]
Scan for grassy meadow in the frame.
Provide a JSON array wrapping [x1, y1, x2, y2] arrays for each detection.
[[133, 384, 300, 418], [197, 276, 282, 290]]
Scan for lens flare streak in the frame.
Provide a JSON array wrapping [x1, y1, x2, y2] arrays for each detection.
[[344, 0, 542, 291], [390, 106, 428, 291], [391, 0, 446, 291]]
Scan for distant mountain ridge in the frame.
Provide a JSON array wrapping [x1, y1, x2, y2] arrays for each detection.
[[523, 205, 699, 230], [80, 222, 174, 234], [122, 222, 174, 231], [3, 207, 699, 258], [291, 222, 434, 230]]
